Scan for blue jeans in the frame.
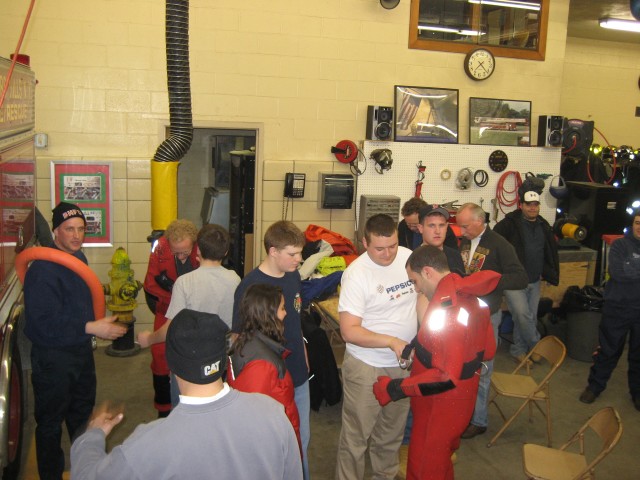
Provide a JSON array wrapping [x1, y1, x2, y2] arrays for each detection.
[[295, 380, 311, 480], [504, 282, 541, 357], [470, 310, 502, 428]]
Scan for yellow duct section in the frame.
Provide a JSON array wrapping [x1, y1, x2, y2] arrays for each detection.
[[151, 160, 179, 231]]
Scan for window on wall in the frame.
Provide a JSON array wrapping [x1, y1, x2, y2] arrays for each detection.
[[409, 0, 549, 61]]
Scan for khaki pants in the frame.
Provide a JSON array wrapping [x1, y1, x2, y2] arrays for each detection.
[[336, 352, 410, 480]]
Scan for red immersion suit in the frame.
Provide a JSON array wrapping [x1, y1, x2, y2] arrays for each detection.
[[143, 236, 198, 413], [373, 271, 500, 480]]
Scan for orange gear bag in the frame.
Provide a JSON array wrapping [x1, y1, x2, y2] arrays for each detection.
[[304, 224, 357, 257]]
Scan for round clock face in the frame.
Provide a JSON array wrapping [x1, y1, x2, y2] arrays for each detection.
[[464, 48, 495, 81]]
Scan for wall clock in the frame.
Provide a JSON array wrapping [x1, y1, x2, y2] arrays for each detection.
[[488, 150, 508, 172], [464, 48, 495, 81]]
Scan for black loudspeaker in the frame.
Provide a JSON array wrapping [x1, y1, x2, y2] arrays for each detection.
[[538, 115, 564, 147], [564, 181, 631, 282], [366, 106, 393, 141], [562, 118, 594, 158]]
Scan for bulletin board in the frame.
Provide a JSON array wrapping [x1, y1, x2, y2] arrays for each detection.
[[50, 161, 112, 246], [356, 141, 561, 230]]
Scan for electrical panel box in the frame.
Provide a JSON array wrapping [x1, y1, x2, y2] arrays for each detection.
[[318, 173, 354, 209], [357, 194, 401, 246]]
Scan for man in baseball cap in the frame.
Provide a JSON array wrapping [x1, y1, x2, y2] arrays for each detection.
[[494, 189, 559, 365], [417, 204, 465, 275]]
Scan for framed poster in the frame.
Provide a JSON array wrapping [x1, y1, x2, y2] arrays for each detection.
[[469, 97, 532, 146], [394, 85, 459, 143], [0, 158, 35, 245], [50, 161, 112, 246]]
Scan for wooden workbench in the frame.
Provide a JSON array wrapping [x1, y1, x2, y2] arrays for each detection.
[[541, 246, 598, 307], [310, 295, 344, 368]]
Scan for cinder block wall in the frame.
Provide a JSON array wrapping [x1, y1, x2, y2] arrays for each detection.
[[3, 0, 638, 330]]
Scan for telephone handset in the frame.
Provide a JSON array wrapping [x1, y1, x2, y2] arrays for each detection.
[[284, 173, 306, 198]]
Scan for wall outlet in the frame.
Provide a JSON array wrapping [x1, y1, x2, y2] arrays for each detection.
[[34, 133, 48, 148]]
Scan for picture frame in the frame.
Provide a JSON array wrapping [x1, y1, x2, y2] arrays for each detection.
[[469, 97, 532, 146], [0, 156, 36, 245], [394, 85, 459, 143], [50, 161, 112, 246]]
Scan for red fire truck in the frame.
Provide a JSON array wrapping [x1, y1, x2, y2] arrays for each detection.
[[0, 55, 37, 479]]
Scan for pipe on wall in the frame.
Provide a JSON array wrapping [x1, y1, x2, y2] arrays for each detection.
[[151, 0, 193, 231]]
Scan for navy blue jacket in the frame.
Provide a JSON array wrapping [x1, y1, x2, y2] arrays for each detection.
[[24, 247, 94, 347], [604, 232, 640, 306]]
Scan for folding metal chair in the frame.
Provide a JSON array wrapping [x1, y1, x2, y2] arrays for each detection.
[[522, 406, 623, 479], [487, 335, 567, 447]]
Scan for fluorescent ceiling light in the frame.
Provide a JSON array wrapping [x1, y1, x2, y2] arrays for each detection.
[[599, 17, 640, 33], [418, 24, 483, 36], [468, 0, 540, 11]]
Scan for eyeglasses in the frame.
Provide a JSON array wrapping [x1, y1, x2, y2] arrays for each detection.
[[171, 250, 191, 258]]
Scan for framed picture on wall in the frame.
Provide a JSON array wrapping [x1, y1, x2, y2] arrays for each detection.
[[50, 161, 112, 246], [394, 85, 459, 143], [469, 97, 532, 146]]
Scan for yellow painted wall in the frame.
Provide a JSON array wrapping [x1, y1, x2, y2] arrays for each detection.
[[561, 37, 640, 147], [2, 0, 638, 329]]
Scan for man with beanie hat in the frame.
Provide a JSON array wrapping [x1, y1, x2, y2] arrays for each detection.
[[494, 188, 559, 364], [24, 202, 127, 480], [71, 309, 302, 479]]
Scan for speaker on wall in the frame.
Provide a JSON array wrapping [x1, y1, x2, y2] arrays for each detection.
[[562, 118, 594, 158], [538, 115, 564, 147], [366, 106, 393, 141]]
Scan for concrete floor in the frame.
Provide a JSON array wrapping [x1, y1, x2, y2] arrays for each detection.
[[19, 332, 640, 479]]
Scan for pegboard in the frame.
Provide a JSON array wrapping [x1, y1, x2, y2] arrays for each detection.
[[356, 141, 561, 229]]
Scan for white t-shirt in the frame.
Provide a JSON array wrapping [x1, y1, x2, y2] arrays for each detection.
[[338, 246, 418, 367], [166, 265, 241, 328]]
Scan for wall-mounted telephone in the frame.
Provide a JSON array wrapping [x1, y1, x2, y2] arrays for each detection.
[[284, 173, 306, 198]]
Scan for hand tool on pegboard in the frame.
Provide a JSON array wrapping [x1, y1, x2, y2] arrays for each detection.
[[415, 161, 426, 197]]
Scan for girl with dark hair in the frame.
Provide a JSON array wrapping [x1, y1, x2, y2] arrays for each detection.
[[228, 283, 301, 449]]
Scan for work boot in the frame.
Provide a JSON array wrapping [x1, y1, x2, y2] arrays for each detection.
[[512, 353, 533, 367], [579, 388, 598, 404], [460, 423, 487, 439], [530, 353, 543, 363]]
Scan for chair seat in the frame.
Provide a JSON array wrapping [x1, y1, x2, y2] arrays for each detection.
[[523, 444, 588, 480], [491, 372, 548, 399]]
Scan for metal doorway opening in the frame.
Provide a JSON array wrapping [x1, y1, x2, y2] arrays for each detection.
[[178, 127, 257, 277]]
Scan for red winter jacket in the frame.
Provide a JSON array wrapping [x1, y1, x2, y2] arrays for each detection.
[[228, 332, 301, 451], [143, 235, 198, 375]]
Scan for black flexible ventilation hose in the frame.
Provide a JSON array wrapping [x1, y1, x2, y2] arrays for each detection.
[[153, 0, 193, 162]]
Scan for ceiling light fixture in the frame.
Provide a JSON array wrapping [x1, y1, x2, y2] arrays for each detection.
[[599, 17, 640, 33], [468, 0, 540, 11], [418, 24, 483, 36]]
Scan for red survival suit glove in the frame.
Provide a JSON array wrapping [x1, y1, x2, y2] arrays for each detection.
[[373, 376, 407, 407]]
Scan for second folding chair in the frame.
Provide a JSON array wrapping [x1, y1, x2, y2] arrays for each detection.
[[487, 335, 567, 448]]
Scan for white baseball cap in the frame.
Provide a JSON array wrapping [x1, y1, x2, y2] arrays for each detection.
[[523, 191, 540, 203]]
